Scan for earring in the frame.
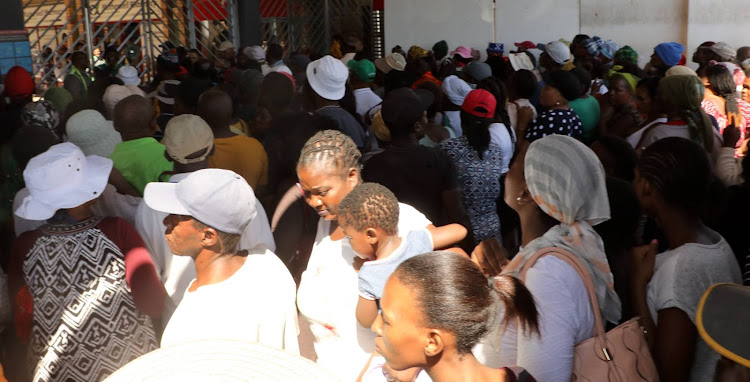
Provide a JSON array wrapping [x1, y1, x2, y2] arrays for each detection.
[[516, 196, 523, 202]]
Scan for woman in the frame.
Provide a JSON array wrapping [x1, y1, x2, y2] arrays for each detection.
[[440, 89, 504, 244], [568, 67, 601, 144], [700, 63, 750, 150], [517, 70, 584, 142], [7, 143, 165, 381], [598, 71, 642, 138], [373, 252, 538, 382], [476, 135, 621, 382], [630, 137, 741, 382], [294, 130, 469, 381], [477, 77, 516, 173], [414, 81, 455, 148], [638, 75, 720, 154], [505, 69, 538, 132], [627, 77, 668, 148]]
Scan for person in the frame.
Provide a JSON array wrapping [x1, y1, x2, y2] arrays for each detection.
[[135, 114, 276, 328], [506, 69, 539, 133], [476, 135, 621, 382], [650, 42, 685, 77], [461, 61, 492, 86], [695, 284, 750, 381], [413, 81, 455, 147], [116, 65, 141, 86], [8, 143, 165, 381], [700, 63, 750, 150], [599, 71, 642, 138], [692, 41, 716, 74], [348, 59, 381, 123], [568, 66, 601, 144], [198, 89, 268, 189], [716, 143, 750, 275], [570, 34, 590, 66], [252, 72, 295, 140], [440, 89, 503, 244], [94, 46, 122, 79], [294, 130, 470, 381], [441, 75, 472, 136], [63, 51, 92, 101], [637, 75, 720, 154], [304, 56, 367, 150], [517, 69, 584, 142], [538, 41, 571, 73], [103, 84, 146, 120], [110, 95, 173, 194], [143, 168, 298, 352], [707, 42, 737, 63], [374, 52, 406, 76], [336, 183, 436, 329], [476, 77, 516, 173], [174, 75, 213, 116], [630, 137, 742, 382], [591, 135, 638, 182], [373, 252, 538, 382], [149, 79, 180, 130], [216, 40, 235, 70], [262, 43, 291, 75], [362, 88, 470, 235], [627, 77, 668, 148]]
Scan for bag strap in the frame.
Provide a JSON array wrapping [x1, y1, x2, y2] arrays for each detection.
[[519, 248, 608, 342]]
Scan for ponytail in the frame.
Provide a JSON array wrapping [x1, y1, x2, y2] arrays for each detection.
[[492, 275, 540, 338], [461, 111, 492, 159]]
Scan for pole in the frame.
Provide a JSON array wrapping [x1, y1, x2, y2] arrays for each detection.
[[324, 0, 331, 53], [82, 0, 95, 74], [492, 0, 497, 42], [187, 0, 196, 49]]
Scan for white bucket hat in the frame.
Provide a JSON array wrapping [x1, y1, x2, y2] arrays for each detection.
[[306, 55, 349, 101], [116, 65, 140, 85], [66, 110, 122, 157], [144, 168, 257, 235], [103, 84, 145, 117], [441, 75, 472, 106], [15, 142, 112, 220]]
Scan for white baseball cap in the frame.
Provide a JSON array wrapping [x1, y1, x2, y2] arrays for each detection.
[[116, 65, 140, 85], [543, 41, 571, 65], [306, 55, 349, 101], [161, 114, 214, 164], [218, 41, 234, 52], [103, 84, 145, 117], [245, 46, 266, 62], [144, 169, 257, 235], [15, 142, 113, 220]]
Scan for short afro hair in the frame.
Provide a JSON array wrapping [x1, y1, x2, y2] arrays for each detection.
[[338, 183, 399, 235]]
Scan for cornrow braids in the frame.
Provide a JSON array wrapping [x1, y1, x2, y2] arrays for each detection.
[[338, 183, 399, 235], [297, 130, 362, 176], [638, 137, 710, 217]]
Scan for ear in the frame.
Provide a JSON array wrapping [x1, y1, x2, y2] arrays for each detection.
[[516, 186, 535, 206], [201, 227, 220, 248], [424, 329, 445, 357], [365, 227, 379, 245], [346, 167, 360, 187]]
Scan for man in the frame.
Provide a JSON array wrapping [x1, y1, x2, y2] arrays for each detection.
[[95, 46, 122, 79], [135, 114, 275, 328], [149, 79, 180, 130], [216, 41, 235, 70], [143, 166, 297, 352], [63, 50, 92, 101], [198, 89, 268, 189], [305, 55, 367, 150], [261, 43, 291, 76], [110, 95, 173, 195], [348, 59, 381, 122], [539, 40, 571, 74]]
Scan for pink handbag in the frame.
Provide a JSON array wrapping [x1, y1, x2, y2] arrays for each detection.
[[519, 248, 660, 382]]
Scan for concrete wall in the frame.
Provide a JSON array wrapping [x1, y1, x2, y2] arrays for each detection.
[[384, 0, 750, 66]]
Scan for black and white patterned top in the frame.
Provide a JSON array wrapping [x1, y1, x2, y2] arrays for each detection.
[[440, 136, 503, 244], [525, 108, 584, 142]]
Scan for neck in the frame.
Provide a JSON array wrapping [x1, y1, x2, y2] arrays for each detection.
[[67, 206, 94, 221], [121, 132, 152, 141], [315, 97, 339, 110], [174, 161, 208, 174], [373, 234, 402, 260], [191, 249, 248, 290], [654, 207, 702, 249], [427, 352, 496, 382], [519, 208, 557, 247], [391, 134, 419, 147], [211, 125, 236, 138], [351, 81, 370, 90]]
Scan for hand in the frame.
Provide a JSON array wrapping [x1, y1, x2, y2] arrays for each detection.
[[591, 78, 603, 95], [630, 240, 659, 287], [723, 123, 741, 148], [471, 238, 509, 277]]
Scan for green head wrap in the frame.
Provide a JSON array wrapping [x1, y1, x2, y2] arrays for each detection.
[[658, 75, 715, 153], [614, 46, 639, 65]]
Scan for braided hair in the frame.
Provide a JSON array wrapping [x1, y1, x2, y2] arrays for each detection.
[[637, 137, 710, 217], [338, 183, 399, 235], [297, 130, 362, 177]]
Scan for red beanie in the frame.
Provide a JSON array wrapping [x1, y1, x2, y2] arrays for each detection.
[[4, 66, 34, 99]]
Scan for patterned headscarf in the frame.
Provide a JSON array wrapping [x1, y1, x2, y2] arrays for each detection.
[[504, 135, 621, 324], [658, 75, 715, 153], [408, 45, 429, 61], [601, 40, 620, 60], [614, 45, 639, 65], [21, 100, 60, 139]]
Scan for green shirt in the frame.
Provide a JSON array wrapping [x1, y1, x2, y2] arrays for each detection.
[[569, 95, 601, 144], [109, 137, 173, 195]]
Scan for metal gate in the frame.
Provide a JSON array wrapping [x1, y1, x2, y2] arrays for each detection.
[[23, 0, 238, 89]]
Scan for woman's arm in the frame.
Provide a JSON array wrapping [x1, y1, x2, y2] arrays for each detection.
[[426, 223, 467, 249], [653, 308, 697, 382]]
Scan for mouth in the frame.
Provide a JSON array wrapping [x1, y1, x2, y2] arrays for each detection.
[[316, 209, 329, 217]]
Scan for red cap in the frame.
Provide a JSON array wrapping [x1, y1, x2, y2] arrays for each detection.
[[514, 41, 537, 50], [678, 54, 687, 66], [461, 89, 496, 118], [4, 66, 34, 99]]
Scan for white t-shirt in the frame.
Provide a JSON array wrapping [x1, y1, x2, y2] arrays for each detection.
[[444, 110, 462, 137], [134, 172, 276, 327], [506, 99, 538, 132], [488, 123, 516, 174], [639, 122, 722, 153], [14, 184, 141, 236], [647, 226, 741, 382], [353, 87, 382, 123], [160, 246, 299, 354], [296, 203, 431, 382], [475, 255, 594, 382], [626, 118, 668, 149]]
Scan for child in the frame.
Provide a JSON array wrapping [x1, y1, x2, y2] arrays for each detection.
[[337, 183, 441, 328]]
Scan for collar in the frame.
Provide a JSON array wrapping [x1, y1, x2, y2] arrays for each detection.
[[117, 137, 159, 148]]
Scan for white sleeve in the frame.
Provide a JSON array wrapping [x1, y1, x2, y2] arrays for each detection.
[[489, 124, 515, 174], [517, 256, 594, 382], [134, 199, 168, 281], [714, 147, 744, 187], [258, 258, 300, 355], [90, 184, 142, 225], [240, 199, 277, 252], [397, 203, 432, 234]]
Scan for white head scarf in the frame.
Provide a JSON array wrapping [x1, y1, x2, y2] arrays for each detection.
[[505, 135, 621, 324], [442, 75, 472, 106]]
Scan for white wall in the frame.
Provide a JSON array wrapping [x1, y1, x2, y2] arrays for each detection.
[[384, 0, 750, 66]]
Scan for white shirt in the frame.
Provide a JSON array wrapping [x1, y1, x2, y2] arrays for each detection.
[[296, 203, 431, 382], [13, 184, 141, 236], [626, 118, 668, 149], [647, 227, 741, 382], [353, 87, 382, 123], [160, 246, 299, 354], [134, 172, 276, 326], [488, 123, 516, 174], [475, 256, 594, 382], [444, 110, 462, 136], [506, 99, 538, 132]]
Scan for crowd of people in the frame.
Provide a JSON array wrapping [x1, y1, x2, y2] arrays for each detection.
[[0, 32, 749, 382]]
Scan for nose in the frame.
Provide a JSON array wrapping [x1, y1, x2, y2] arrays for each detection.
[[371, 313, 383, 335], [163, 214, 176, 234]]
